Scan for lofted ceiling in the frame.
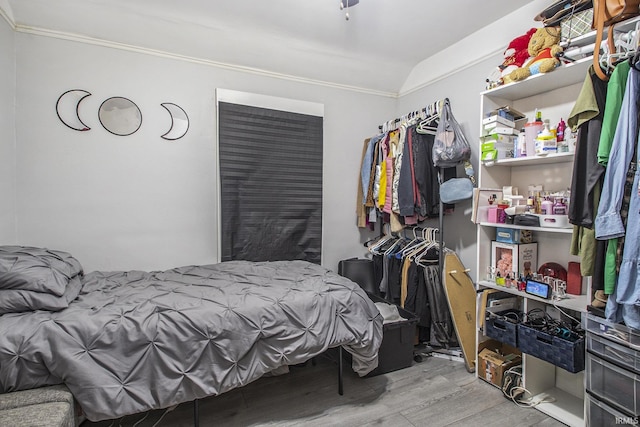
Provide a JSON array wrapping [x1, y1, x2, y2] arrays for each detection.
[[3, 0, 533, 94]]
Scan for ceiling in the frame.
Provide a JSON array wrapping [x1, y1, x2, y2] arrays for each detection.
[[3, 0, 533, 94]]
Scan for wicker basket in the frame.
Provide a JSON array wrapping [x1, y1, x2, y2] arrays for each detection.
[[517, 323, 585, 373]]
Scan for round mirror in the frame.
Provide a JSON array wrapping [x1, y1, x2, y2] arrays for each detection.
[[98, 97, 142, 136]]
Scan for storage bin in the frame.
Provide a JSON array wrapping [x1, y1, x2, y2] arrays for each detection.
[[586, 393, 636, 427], [586, 313, 640, 350], [560, 8, 594, 41], [360, 293, 419, 377], [588, 333, 640, 373], [485, 309, 522, 347], [495, 227, 533, 244], [517, 323, 585, 373], [587, 352, 640, 416], [536, 214, 570, 228], [338, 257, 378, 296]]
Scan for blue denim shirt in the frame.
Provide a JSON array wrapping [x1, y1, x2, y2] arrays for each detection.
[[597, 68, 640, 330], [361, 134, 383, 203], [595, 68, 640, 240]]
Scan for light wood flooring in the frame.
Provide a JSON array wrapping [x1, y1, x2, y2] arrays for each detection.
[[82, 354, 566, 427]]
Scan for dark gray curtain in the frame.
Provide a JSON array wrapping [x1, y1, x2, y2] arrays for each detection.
[[218, 102, 323, 263]]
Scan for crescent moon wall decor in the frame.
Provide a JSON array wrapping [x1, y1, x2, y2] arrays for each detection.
[[98, 97, 142, 136], [160, 103, 189, 140], [56, 89, 92, 131]]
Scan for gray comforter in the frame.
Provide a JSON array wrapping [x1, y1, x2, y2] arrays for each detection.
[[0, 260, 383, 421]]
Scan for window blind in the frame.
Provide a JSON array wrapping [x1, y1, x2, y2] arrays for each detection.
[[218, 101, 323, 263]]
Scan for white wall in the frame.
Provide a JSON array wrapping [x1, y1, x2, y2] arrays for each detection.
[[14, 32, 395, 273], [0, 16, 16, 243], [11, 1, 548, 275]]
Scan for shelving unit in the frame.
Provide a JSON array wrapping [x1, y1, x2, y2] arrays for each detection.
[[475, 55, 589, 427]]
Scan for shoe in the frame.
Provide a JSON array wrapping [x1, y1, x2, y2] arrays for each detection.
[[592, 290, 608, 309]]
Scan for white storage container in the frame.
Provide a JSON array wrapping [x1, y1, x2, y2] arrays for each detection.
[[536, 214, 570, 228], [587, 394, 636, 427], [586, 353, 640, 416], [588, 333, 640, 373]]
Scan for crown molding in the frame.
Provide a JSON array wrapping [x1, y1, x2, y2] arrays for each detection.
[[15, 25, 398, 99], [0, 4, 15, 30]]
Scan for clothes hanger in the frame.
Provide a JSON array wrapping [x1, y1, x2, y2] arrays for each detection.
[[413, 228, 439, 265]]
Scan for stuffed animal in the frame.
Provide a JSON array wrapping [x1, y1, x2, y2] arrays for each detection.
[[507, 26, 563, 82], [486, 28, 537, 89]]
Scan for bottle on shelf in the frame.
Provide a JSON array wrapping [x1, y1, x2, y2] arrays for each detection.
[[535, 120, 557, 155], [557, 118, 566, 142], [524, 113, 544, 156], [552, 197, 567, 215], [541, 197, 554, 215]]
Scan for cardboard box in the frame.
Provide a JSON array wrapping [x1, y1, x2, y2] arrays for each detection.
[[491, 241, 537, 278], [481, 144, 514, 162], [481, 133, 518, 146], [483, 125, 519, 136], [482, 114, 516, 128], [478, 343, 522, 388]]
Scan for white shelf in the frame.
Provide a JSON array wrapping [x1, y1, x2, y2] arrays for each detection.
[[478, 280, 588, 313], [476, 42, 589, 427], [483, 151, 574, 167], [479, 222, 573, 234], [533, 387, 585, 427], [480, 57, 591, 101]]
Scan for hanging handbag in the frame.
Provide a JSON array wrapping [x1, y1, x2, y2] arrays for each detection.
[[432, 99, 471, 168], [439, 161, 476, 204], [592, 0, 640, 80]]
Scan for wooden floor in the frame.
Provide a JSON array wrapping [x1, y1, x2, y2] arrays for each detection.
[[82, 354, 566, 427]]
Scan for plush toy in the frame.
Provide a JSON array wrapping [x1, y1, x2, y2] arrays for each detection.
[[486, 28, 537, 89], [507, 26, 563, 82]]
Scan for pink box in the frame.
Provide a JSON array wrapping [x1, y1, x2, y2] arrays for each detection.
[[488, 207, 498, 223]]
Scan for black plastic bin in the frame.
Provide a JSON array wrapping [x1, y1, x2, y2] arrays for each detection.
[[338, 258, 379, 296], [338, 258, 418, 376], [364, 293, 419, 376]]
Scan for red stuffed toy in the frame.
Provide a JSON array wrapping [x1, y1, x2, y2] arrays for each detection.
[[486, 28, 537, 89]]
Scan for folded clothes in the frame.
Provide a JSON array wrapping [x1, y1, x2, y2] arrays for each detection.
[[375, 302, 405, 324]]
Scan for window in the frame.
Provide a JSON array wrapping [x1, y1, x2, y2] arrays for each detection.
[[216, 90, 324, 263]]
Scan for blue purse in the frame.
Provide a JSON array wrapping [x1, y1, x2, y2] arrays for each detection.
[[439, 161, 476, 204]]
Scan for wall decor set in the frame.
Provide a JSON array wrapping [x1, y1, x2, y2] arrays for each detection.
[[55, 89, 189, 140]]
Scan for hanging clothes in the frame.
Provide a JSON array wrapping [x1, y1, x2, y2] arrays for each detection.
[[357, 101, 459, 230], [595, 66, 640, 330], [568, 66, 608, 284], [409, 125, 456, 219], [356, 138, 371, 229], [596, 61, 632, 295]]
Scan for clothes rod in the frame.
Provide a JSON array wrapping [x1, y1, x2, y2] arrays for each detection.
[[377, 97, 448, 133]]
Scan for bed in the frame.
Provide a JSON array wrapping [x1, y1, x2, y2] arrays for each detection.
[[0, 246, 383, 422]]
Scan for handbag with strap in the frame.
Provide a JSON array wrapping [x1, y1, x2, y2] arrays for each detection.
[[592, 0, 640, 80], [439, 160, 476, 204]]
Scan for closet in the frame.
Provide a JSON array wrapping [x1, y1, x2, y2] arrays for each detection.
[[358, 99, 468, 352]]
